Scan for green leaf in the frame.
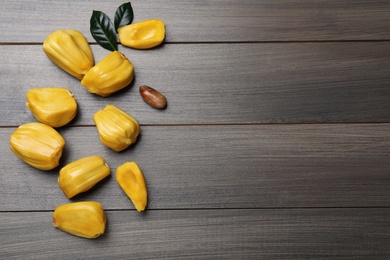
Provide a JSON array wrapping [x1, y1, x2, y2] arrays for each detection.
[[114, 2, 134, 31], [90, 10, 118, 51]]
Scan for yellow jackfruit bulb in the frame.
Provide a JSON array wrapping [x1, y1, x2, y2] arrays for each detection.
[[43, 29, 94, 80], [116, 162, 147, 212], [10, 123, 65, 170], [26, 88, 77, 128], [58, 156, 111, 199], [53, 201, 106, 239], [81, 51, 134, 97], [118, 19, 165, 49], [93, 105, 140, 152]]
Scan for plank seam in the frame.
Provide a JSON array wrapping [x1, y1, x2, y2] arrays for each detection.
[[2, 206, 390, 213], [1, 122, 390, 128], [2, 39, 390, 45]]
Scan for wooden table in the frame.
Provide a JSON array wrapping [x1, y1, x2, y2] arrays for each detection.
[[1, 1, 389, 258]]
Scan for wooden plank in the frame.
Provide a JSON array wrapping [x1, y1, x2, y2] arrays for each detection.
[[1, 208, 389, 259], [1, 43, 390, 126], [2, 0, 390, 43], [1, 124, 389, 211]]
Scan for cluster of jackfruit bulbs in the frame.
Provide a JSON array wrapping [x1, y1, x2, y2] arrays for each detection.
[[9, 4, 166, 239], [43, 21, 165, 97]]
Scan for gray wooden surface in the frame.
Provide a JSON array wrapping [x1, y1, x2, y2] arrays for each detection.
[[2, 209, 390, 259], [1, 0, 390, 259], [2, 43, 390, 125], [2, 0, 390, 42]]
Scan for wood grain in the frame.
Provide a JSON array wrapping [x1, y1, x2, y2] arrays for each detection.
[[2, 0, 390, 43], [1, 209, 389, 259], [1, 124, 389, 211], [1, 43, 390, 126], [2, 0, 390, 258]]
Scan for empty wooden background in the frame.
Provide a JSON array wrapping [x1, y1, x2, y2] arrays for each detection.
[[1, 0, 389, 259]]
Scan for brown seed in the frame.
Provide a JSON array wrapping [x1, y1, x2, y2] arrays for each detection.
[[139, 85, 167, 109]]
